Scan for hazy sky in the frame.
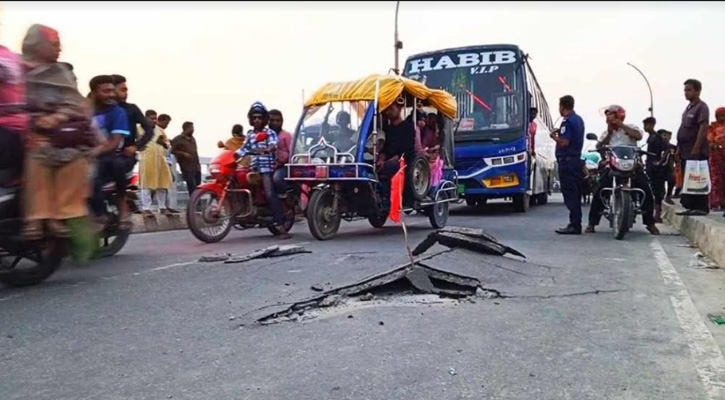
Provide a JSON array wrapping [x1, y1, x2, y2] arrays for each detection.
[[2, 1, 724, 156]]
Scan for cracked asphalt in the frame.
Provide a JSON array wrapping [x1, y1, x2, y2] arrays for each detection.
[[1, 195, 724, 400]]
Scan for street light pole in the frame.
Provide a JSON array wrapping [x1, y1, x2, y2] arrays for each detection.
[[626, 62, 654, 118], [393, 0, 403, 75]]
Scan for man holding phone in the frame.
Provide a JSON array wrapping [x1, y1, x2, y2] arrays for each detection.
[[585, 105, 659, 235]]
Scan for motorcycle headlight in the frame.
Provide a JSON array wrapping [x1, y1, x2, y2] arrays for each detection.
[[614, 158, 635, 171]]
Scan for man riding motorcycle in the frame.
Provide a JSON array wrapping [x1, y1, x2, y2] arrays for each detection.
[[585, 104, 660, 235], [234, 102, 290, 239]]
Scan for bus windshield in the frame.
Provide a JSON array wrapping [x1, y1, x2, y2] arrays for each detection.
[[405, 47, 525, 143]]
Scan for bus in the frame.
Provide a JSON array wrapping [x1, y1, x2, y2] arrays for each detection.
[[403, 44, 556, 212]]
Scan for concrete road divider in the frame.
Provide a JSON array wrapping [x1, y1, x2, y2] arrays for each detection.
[[663, 203, 725, 268], [131, 212, 188, 234]]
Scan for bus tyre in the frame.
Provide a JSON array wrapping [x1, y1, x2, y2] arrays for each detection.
[[307, 187, 341, 241], [513, 193, 530, 213]]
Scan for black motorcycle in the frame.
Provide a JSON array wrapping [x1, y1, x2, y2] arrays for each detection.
[[0, 168, 66, 288], [95, 173, 137, 258]]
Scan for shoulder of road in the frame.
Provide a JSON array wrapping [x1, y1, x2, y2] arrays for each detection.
[[663, 202, 725, 268]]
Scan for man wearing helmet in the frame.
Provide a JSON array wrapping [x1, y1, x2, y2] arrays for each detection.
[[585, 105, 659, 235], [236, 102, 290, 239]]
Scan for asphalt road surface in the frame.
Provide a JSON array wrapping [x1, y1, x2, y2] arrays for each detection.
[[2, 195, 725, 400]]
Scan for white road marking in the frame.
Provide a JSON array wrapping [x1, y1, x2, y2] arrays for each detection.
[[651, 240, 725, 399], [148, 261, 196, 272]]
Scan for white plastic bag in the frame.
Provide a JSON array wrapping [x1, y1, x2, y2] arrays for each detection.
[[682, 160, 711, 195]]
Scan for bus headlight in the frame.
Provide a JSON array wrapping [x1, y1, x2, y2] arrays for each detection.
[[483, 173, 520, 188]]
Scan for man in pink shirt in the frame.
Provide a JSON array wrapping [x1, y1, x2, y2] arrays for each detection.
[[0, 44, 27, 177], [269, 109, 293, 194]]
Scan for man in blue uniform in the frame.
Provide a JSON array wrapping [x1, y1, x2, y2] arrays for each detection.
[[551, 95, 585, 234]]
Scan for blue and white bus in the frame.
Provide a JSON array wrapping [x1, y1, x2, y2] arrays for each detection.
[[403, 44, 556, 212]]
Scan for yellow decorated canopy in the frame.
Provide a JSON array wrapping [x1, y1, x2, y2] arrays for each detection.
[[304, 74, 458, 119]]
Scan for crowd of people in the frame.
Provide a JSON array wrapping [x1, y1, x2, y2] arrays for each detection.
[[552, 78, 724, 236], [0, 23, 210, 240]]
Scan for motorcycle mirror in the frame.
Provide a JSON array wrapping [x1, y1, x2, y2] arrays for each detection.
[[585, 133, 599, 141]]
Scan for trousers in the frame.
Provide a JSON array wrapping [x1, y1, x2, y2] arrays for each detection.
[[558, 157, 583, 227]]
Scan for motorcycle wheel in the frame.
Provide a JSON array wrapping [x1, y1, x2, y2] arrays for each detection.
[[268, 201, 296, 236], [96, 199, 133, 258], [0, 238, 64, 288], [613, 190, 632, 240], [187, 188, 233, 243], [307, 187, 341, 241]]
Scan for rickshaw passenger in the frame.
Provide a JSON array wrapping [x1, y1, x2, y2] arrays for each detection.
[[377, 101, 415, 178]]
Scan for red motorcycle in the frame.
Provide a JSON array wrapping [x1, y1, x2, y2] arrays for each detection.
[[187, 147, 298, 244]]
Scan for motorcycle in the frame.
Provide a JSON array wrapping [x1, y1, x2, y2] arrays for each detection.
[[0, 167, 65, 288], [186, 145, 298, 244], [585, 133, 654, 240]]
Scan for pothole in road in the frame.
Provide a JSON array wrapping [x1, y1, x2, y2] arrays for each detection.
[[257, 267, 500, 325], [255, 226, 523, 326]]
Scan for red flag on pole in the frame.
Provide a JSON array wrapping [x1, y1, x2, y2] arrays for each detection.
[[388, 156, 406, 223]]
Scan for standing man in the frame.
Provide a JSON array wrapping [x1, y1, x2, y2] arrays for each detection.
[[528, 107, 538, 157], [268, 109, 293, 195], [676, 79, 710, 216], [110, 74, 154, 171], [551, 95, 585, 235], [643, 116, 665, 222], [171, 121, 201, 196]]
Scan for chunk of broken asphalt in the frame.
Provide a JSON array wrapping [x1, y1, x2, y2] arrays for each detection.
[[359, 293, 375, 301], [412, 226, 525, 258], [224, 245, 311, 264], [311, 285, 324, 292], [199, 253, 231, 262]]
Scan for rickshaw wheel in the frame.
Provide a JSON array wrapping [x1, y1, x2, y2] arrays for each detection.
[[428, 191, 449, 229], [307, 187, 341, 241], [408, 156, 431, 201], [368, 212, 387, 228]]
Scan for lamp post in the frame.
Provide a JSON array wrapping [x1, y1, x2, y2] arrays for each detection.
[[393, 0, 403, 75], [626, 62, 654, 118]]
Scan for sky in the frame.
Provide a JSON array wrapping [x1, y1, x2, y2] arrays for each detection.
[[1, 1, 724, 157]]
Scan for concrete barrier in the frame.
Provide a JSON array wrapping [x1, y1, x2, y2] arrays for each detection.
[[663, 203, 725, 267], [130, 212, 188, 234]]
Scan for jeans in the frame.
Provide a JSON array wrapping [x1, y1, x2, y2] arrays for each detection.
[[273, 167, 287, 194], [589, 167, 655, 226], [262, 172, 284, 224], [182, 169, 201, 196], [91, 154, 132, 216], [558, 157, 583, 228]]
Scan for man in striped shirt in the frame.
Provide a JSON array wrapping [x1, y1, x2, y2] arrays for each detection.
[[236, 102, 290, 239]]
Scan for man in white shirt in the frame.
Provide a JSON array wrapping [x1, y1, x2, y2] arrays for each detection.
[[586, 105, 659, 235]]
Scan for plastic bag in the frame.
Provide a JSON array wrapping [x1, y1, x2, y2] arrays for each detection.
[[682, 160, 711, 195]]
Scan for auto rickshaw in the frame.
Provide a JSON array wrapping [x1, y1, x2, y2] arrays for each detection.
[[285, 74, 460, 240]]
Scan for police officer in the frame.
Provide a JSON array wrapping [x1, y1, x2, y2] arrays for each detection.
[[551, 95, 585, 234]]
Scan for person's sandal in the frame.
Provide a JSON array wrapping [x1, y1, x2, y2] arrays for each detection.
[[584, 225, 596, 234], [21, 220, 44, 241], [646, 224, 661, 235]]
